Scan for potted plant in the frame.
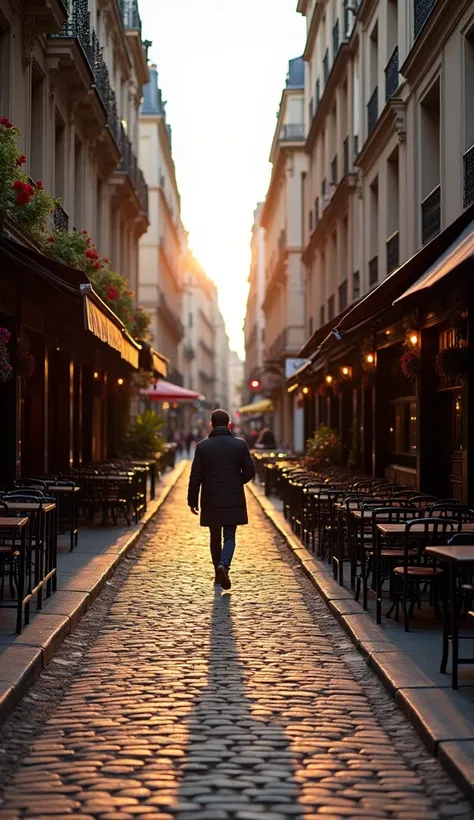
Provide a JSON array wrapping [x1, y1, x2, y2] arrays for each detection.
[[306, 425, 342, 469], [122, 410, 165, 459]]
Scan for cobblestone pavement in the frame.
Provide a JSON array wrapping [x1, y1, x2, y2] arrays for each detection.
[[0, 470, 472, 820]]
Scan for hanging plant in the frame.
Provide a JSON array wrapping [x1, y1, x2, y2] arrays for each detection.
[[399, 349, 420, 381], [435, 346, 468, 384], [17, 349, 35, 379], [306, 425, 342, 468], [0, 327, 13, 382]]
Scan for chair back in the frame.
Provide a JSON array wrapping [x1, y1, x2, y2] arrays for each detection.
[[448, 532, 474, 545], [5, 490, 45, 501], [405, 516, 455, 546], [14, 478, 47, 491], [427, 503, 474, 521]]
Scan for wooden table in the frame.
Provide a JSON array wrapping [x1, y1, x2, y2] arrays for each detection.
[[377, 522, 474, 536], [47, 485, 79, 552], [0, 517, 29, 633], [426, 544, 474, 688]]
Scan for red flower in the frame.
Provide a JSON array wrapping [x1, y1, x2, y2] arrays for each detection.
[[93, 262, 101, 270], [47, 235, 55, 243], [16, 154, 26, 167], [0, 117, 13, 128], [85, 249, 99, 260], [87, 237, 92, 245], [81, 230, 88, 236], [13, 180, 24, 192], [35, 180, 43, 190], [103, 258, 110, 263], [106, 285, 120, 301]]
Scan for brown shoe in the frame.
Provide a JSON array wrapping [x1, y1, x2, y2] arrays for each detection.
[[217, 565, 231, 590]]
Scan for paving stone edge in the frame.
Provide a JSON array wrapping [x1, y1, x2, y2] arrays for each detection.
[[0, 459, 187, 728], [248, 480, 474, 805]]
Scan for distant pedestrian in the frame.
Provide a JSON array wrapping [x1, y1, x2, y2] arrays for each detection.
[[255, 427, 277, 450], [188, 408, 255, 590], [186, 431, 195, 458]]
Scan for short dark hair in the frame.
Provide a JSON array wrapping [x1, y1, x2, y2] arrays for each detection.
[[211, 408, 230, 428]]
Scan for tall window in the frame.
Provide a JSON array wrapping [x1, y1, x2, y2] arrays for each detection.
[[369, 176, 379, 286], [74, 137, 83, 230], [54, 115, 66, 201], [0, 14, 10, 116], [420, 77, 441, 243], [463, 27, 474, 207], [30, 63, 45, 182], [386, 148, 399, 274]]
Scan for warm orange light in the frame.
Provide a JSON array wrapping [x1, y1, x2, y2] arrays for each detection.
[[409, 333, 418, 346], [117, 378, 124, 386], [342, 367, 349, 376], [302, 386, 309, 395], [325, 374, 333, 384], [162, 401, 170, 410], [250, 379, 260, 389], [93, 371, 99, 379], [366, 353, 374, 364]]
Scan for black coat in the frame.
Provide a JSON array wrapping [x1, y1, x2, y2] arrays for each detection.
[[187, 426, 256, 527]]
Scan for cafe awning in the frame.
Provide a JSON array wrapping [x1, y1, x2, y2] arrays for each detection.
[[142, 380, 201, 402], [394, 218, 474, 305], [138, 341, 168, 378], [239, 399, 274, 415], [81, 285, 140, 369]]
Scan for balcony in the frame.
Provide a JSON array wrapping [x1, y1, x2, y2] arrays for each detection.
[[463, 145, 474, 208], [323, 49, 329, 85], [53, 203, 69, 232], [367, 87, 379, 136], [414, 0, 438, 39], [158, 290, 184, 341], [386, 231, 399, 275], [333, 19, 340, 58], [421, 185, 441, 244], [116, 122, 149, 217], [120, 0, 141, 32], [280, 123, 305, 141], [183, 343, 195, 361], [343, 136, 349, 176], [21, 0, 67, 35], [331, 154, 338, 185], [385, 46, 399, 101], [369, 255, 379, 287], [268, 329, 288, 362]]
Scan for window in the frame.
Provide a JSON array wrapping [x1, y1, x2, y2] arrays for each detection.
[[420, 77, 441, 243], [352, 270, 360, 300], [30, 63, 45, 182], [389, 401, 417, 454], [309, 316, 314, 335], [320, 304, 325, 326], [309, 210, 313, 233], [328, 295, 335, 321], [189, 312, 193, 328], [463, 28, 474, 206], [339, 280, 348, 311], [0, 14, 11, 117], [74, 137, 83, 230], [54, 116, 66, 201]]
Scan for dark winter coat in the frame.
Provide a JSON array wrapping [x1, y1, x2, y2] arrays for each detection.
[[187, 426, 256, 527]]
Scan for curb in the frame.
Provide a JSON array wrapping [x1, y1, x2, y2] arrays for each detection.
[[248, 481, 474, 805], [0, 460, 187, 727]]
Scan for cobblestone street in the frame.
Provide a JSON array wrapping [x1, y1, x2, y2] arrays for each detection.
[[0, 470, 472, 820]]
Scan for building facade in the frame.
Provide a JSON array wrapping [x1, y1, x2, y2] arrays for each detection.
[[0, 0, 149, 294], [260, 56, 307, 449], [228, 350, 244, 423], [289, 0, 474, 500], [139, 65, 185, 383], [244, 203, 266, 400], [214, 304, 230, 413]]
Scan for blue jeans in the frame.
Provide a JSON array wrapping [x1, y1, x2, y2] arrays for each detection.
[[209, 525, 237, 570]]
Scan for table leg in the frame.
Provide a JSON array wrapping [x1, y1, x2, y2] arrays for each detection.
[[375, 527, 382, 624], [450, 562, 458, 689], [16, 529, 25, 634], [440, 564, 449, 674]]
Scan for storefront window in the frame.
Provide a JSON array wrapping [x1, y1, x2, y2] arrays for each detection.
[[389, 401, 417, 454]]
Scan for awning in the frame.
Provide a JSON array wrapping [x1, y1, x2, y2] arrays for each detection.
[[394, 218, 474, 304], [82, 286, 140, 368], [142, 380, 201, 402], [138, 341, 168, 378], [239, 399, 274, 415], [299, 302, 359, 359]]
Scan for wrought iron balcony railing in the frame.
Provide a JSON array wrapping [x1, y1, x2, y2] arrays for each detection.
[[463, 145, 474, 208], [323, 49, 329, 85], [369, 254, 379, 287], [385, 46, 399, 101], [120, 0, 142, 33], [386, 231, 399, 275], [269, 329, 288, 361], [343, 136, 349, 177], [414, 0, 438, 39], [367, 87, 379, 136], [53, 204, 69, 232], [117, 123, 148, 216], [333, 19, 340, 58], [280, 123, 305, 141], [421, 184, 441, 244]]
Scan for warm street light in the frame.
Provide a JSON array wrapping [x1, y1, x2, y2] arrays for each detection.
[[409, 333, 419, 345], [117, 378, 124, 386], [93, 371, 99, 379], [302, 386, 309, 394], [366, 353, 374, 364], [287, 383, 298, 393], [325, 374, 333, 384], [340, 366, 352, 379]]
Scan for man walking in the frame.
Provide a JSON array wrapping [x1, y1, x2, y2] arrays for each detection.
[[188, 408, 255, 590]]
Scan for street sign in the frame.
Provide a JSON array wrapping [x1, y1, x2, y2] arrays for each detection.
[[285, 358, 310, 379]]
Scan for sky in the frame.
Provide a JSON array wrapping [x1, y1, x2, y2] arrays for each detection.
[[138, 0, 306, 359]]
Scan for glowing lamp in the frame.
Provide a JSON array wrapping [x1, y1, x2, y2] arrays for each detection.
[[409, 333, 419, 346], [162, 401, 170, 410], [250, 378, 260, 390], [325, 374, 333, 384], [366, 353, 374, 365], [117, 378, 124, 386], [93, 371, 99, 380], [302, 386, 309, 395]]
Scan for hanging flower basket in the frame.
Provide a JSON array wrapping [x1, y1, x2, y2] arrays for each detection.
[[0, 328, 13, 383], [399, 349, 420, 381], [435, 346, 468, 384], [306, 425, 342, 468]]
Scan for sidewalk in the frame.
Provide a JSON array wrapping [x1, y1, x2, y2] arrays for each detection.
[[249, 479, 474, 803], [0, 459, 187, 725]]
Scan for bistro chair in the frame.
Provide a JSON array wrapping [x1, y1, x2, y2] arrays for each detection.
[[427, 503, 474, 521], [0, 500, 18, 602], [447, 532, 474, 616], [14, 478, 48, 492], [390, 517, 456, 631]]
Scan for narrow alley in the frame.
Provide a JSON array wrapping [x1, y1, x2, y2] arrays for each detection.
[[0, 472, 470, 820]]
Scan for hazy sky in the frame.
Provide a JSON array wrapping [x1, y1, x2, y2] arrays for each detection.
[[138, 0, 305, 359]]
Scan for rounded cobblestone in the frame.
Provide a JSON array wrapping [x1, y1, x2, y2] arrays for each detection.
[[0, 471, 472, 819]]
